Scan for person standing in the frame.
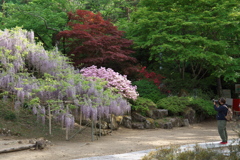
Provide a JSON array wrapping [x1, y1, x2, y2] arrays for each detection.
[[213, 97, 228, 144]]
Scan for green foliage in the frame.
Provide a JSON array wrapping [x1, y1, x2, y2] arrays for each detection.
[[133, 79, 167, 103], [1, 0, 71, 49], [156, 96, 189, 115], [131, 97, 156, 116], [122, 0, 240, 91], [1, 110, 17, 121], [189, 98, 216, 116], [161, 70, 217, 95], [0, 99, 73, 139], [142, 145, 229, 160], [0, 100, 16, 121], [0, 0, 138, 50], [188, 88, 215, 101], [74, 0, 138, 22], [156, 96, 216, 116]]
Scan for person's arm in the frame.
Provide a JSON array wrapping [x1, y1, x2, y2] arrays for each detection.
[[213, 102, 223, 111], [213, 102, 218, 111], [214, 104, 225, 111]]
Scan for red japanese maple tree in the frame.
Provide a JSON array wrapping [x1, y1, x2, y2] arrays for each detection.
[[57, 9, 138, 75], [139, 66, 165, 88], [138, 66, 170, 94]]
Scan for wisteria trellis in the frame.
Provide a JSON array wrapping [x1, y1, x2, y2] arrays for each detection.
[[0, 28, 132, 132]]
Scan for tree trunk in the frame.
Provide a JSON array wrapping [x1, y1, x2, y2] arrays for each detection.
[[0, 144, 35, 154], [0, 140, 46, 154], [0, 0, 5, 12], [217, 77, 222, 97], [48, 105, 52, 135]]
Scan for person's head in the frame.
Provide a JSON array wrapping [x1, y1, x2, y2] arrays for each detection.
[[218, 97, 226, 105]]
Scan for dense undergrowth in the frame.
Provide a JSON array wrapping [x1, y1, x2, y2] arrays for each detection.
[[0, 109, 66, 141], [142, 144, 240, 160], [156, 96, 216, 117], [0, 99, 93, 141]]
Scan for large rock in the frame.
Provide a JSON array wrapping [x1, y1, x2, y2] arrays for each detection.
[[115, 116, 123, 125], [163, 122, 173, 129], [150, 109, 168, 119], [131, 112, 147, 122], [108, 114, 119, 130], [154, 117, 186, 129], [154, 119, 163, 128], [145, 106, 157, 118], [167, 117, 185, 127], [132, 122, 145, 129], [144, 118, 156, 129], [96, 121, 108, 129], [122, 116, 132, 128], [195, 113, 207, 123], [81, 119, 92, 127], [184, 119, 190, 127], [182, 107, 196, 124], [94, 129, 112, 136]]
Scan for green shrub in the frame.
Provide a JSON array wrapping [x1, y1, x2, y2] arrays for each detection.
[[132, 79, 167, 103], [143, 145, 229, 160], [156, 96, 216, 117], [156, 96, 189, 115], [189, 88, 215, 101], [0, 98, 17, 121], [0, 108, 17, 121], [131, 97, 156, 116], [2, 110, 17, 121], [189, 98, 216, 116]]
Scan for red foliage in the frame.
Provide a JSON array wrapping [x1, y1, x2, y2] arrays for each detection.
[[139, 66, 165, 88], [57, 10, 137, 75]]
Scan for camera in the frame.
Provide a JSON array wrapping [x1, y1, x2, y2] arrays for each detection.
[[212, 99, 219, 105]]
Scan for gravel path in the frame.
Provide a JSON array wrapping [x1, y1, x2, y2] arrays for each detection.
[[0, 120, 239, 160]]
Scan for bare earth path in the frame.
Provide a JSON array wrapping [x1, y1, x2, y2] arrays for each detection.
[[0, 120, 239, 160]]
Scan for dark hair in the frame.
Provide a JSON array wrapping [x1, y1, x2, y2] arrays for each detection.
[[219, 97, 226, 104]]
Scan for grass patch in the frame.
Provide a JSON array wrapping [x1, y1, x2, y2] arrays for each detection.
[[0, 106, 93, 142], [142, 144, 240, 160]]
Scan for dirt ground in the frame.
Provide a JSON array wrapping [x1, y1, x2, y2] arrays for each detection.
[[0, 120, 239, 160]]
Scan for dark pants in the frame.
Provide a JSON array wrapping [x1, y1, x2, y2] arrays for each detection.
[[217, 120, 228, 142]]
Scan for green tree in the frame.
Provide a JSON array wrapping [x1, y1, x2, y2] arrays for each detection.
[[1, 0, 73, 49], [122, 0, 240, 94], [71, 0, 139, 22], [0, 0, 139, 49]]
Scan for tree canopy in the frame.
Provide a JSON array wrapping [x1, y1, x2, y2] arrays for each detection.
[[57, 9, 138, 76], [0, 0, 138, 49], [1, 0, 72, 49], [1, 0, 240, 95], [123, 0, 240, 87]]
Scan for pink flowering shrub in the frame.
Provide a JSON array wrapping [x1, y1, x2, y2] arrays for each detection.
[[80, 65, 139, 100]]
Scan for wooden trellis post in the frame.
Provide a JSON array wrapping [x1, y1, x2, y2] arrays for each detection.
[[99, 117, 102, 138], [48, 105, 52, 135], [79, 106, 82, 129], [91, 120, 94, 142], [66, 104, 69, 141]]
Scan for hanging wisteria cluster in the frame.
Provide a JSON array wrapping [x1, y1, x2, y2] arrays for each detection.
[[80, 65, 139, 100], [0, 28, 131, 130]]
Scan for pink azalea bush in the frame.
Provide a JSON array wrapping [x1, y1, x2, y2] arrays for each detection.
[[80, 65, 139, 100]]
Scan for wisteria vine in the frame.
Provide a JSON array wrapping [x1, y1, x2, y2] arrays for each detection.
[[0, 28, 131, 130]]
